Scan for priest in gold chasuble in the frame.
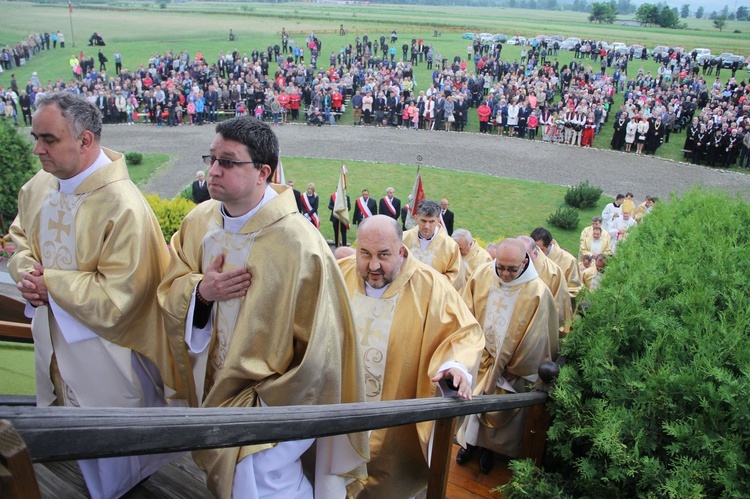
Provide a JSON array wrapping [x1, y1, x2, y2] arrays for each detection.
[[457, 239, 558, 470], [402, 199, 462, 290], [9, 93, 182, 499], [157, 117, 367, 499], [338, 215, 484, 498]]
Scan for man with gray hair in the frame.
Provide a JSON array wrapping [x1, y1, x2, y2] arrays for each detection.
[[191, 170, 210, 204], [452, 228, 491, 284], [9, 92, 181, 499], [402, 199, 462, 288]]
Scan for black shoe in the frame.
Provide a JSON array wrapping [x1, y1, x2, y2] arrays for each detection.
[[479, 447, 495, 474], [455, 445, 474, 465]]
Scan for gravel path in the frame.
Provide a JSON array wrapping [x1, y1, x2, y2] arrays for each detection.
[[99, 123, 750, 201]]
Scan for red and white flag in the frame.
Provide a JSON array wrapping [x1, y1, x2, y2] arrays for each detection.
[[405, 167, 425, 229]]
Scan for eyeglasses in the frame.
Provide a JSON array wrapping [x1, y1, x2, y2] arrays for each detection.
[[202, 155, 258, 169], [495, 264, 522, 274]]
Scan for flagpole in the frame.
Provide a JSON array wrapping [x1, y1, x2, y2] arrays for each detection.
[[68, 1, 76, 48]]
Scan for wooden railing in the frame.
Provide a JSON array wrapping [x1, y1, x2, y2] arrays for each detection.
[[0, 299, 560, 499]]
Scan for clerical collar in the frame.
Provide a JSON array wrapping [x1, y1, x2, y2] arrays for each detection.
[[417, 226, 438, 241], [58, 148, 110, 195], [364, 281, 389, 298], [493, 254, 539, 288], [221, 184, 278, 233]]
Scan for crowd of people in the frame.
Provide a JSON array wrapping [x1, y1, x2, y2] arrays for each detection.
[[1, 29, 749, 165], [1, 30, 65, 71]]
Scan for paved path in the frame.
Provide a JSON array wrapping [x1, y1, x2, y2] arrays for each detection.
[[93, 123, 750, 201]]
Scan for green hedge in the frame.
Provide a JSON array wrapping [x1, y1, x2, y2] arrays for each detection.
[[499, 187, 750, 497]]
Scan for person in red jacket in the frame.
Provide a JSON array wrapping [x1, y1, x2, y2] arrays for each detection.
[[477, 101, 492, 134], [289, 91, 301, 121]]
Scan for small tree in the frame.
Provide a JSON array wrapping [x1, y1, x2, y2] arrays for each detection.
[[589, 2, 617, 23], [714, 15, 728, 31], [696, 5, 704, 18], [0, 119, 36, 222], [680, 3, 690, 18], [635, 3, 660, 25], [737, 6, 748, 20]]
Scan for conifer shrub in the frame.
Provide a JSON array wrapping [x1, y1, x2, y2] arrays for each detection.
[[0, 119, 35, 220], [145, 194, 195, 243], [547, 207, 580, 230], [498, 187, 750, 498], [564, 181, 603, 209], [125, 152, 143, 165]]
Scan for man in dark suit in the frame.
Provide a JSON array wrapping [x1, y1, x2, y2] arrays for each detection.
[[191, 171, 210, 204], [328, 192, 351, 247], [287, 180, 303, 213], [353, 189, 377, 225], [378, 187, 401, 221], [440, 198, 454, 236]]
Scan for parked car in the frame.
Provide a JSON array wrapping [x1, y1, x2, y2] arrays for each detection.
[[631, 44, 647, 58], [508, 36, 526, 45], [692, 48, 712, 64], [478, 33, 493, 43], [559, 37, 581, 50], [492, 33, 508, 43], [652, 45, 670, 60], [461, 32, 475, 40], [550, 35, 564, 42]]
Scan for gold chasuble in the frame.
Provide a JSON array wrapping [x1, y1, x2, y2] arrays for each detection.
[[9, 149, 181, 404], [338, 252, 484, 498], [457, 242, 492, 291], [402, 226, 462, 289], [533, 251, 573, 338], [458, 261, 558, 458], [158, 185, 368, 498], [578, 229, 612, 261], [548, 240, 582, 299]]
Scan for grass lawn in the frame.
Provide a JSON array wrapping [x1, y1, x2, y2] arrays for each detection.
[[0, 341, 35, 395], [126, 152, 170, 185]]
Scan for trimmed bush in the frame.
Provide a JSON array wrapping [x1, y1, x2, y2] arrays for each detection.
[[498, 187, 750, 497], [564, 181, 603, 209], [546, 207, 580, 230], [0, 119, 35, 220], [145, 194, 195, 243], [125, 152, 143, 165], [178, 185, 193, 202]]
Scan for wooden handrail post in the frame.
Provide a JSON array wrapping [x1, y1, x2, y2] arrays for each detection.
[[0, 419, 41, 499], [426, 416, 457, 499]]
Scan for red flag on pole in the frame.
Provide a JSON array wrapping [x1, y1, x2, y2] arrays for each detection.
[[68, 0, 73, 13], [405, 167, 425, 229]]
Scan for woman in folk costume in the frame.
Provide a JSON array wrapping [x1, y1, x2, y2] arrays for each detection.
[[301, 182, 320, 228], [581, 112, 596, 147]]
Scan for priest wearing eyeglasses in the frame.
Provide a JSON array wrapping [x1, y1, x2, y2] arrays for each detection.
[[158, 116, 368, 498], [455, 238, 559, 474]]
